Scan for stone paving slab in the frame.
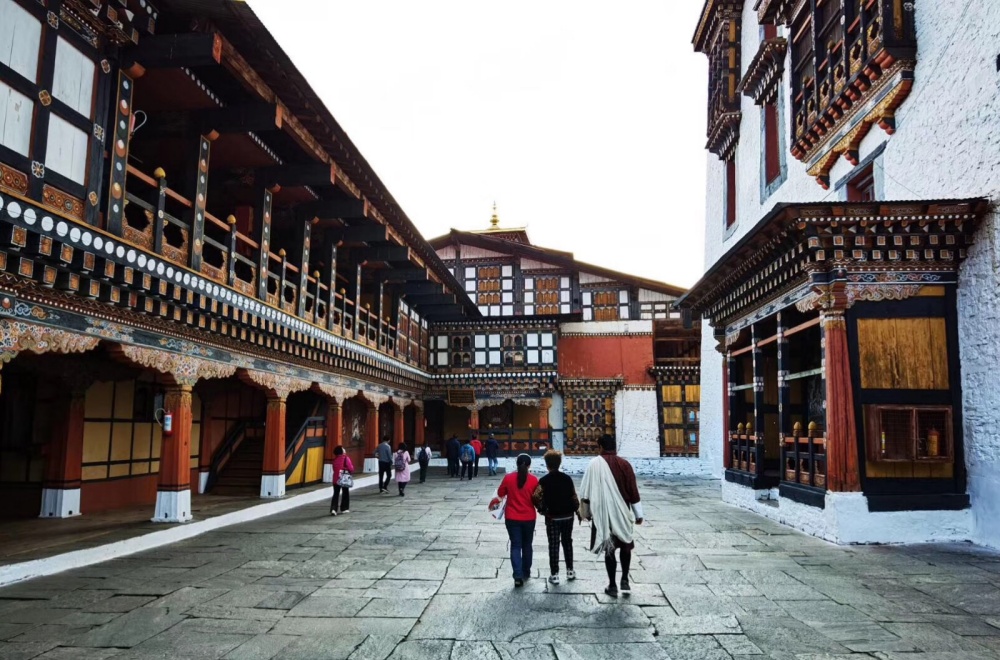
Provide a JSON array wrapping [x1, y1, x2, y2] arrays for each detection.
[[1, 475, 999, 659]]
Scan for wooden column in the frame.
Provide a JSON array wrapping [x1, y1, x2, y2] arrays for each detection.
[[326, 243, 339, 331], [153, 385, 193, 522], [469, 408, 480, 436], [823, 310, 861, 492], [188, 136, 212, 272], [776, 313, 791, 439], [366, 401, 379, 455], [40, 388, 86, 518], [414, 404, 425, 447], [255, 189, 274, 301], [261, 396, 286, 498], [105, 71, 135, 234], [724, 352, 734, 470], [297, 219, 313, 317], [354, 263, 363, 340], [538, 398, 552, 429], [323, 400, 342, 483], [393, 403, 405, 447]]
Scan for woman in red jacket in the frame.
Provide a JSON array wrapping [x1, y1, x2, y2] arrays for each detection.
[[496, 454, 539, 587]]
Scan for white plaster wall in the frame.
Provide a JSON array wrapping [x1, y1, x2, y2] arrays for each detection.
[[699, 0, 1000, 547], [496, 456, 712, 478], [614, 389, 660, 459], [560, 320, 653, 335], [548, 392, 565, 451]]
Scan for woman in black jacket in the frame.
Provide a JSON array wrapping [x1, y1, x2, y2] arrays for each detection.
[[532, 450, 579, 585]]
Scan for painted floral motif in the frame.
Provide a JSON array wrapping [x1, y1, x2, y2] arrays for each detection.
[[0, 319, 99, 366], [158, 337, 214, 358], [119, 344, 237, 387], [85, 318, 134, 341], [0, 298, 59, 321]]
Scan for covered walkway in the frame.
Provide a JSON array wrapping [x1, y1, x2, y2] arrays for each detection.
[[0, 474, 999, 659]]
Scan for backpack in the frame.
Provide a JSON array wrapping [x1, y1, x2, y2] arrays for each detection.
[[460, 444, 475, 464], [393, 452, 407, 471]]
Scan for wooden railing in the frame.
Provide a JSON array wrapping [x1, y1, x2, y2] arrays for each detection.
[[729, 422, 764, 476], [781, 421, 827, 489], [120, 165, 424, 367]]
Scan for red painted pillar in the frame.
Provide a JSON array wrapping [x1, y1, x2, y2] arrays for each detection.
[[723, 356, 732, 470], [414, 405, 425, 447], [40, 388, 86, 518], [469, 408, 479, 435], [153, 385, 193, 522], [365, 402, 379, 455], [261, 396, 286, 498], [393, 404, 405, 448], [823, 311, 861, 492], [324, 400, 342, 483]]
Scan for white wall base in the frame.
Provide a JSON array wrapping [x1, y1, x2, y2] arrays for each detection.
[[614, 389, 661, 459], [496, 455, 713, 477], [721, 481, 975, 545], [363, 458, 379, 473], [322, 463, 334, 483], [259, 474, 285, 499], [198, 470, 209, 494], [151, 489, 192, 524], [39, 488, 81, 518]]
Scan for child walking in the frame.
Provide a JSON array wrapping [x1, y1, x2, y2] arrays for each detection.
[[532, 450, 579, 585]]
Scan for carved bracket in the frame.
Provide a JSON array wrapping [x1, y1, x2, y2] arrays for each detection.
[[316, 383, 361, 404], [362, 392, 391, 408], [117, 344, 237, 387], [797, 282, 923, 313], [242, 369, 312, 399], [0, 320, 100, 393]]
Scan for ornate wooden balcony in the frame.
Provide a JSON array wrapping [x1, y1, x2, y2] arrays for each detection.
[[738, 37, 788, 106]]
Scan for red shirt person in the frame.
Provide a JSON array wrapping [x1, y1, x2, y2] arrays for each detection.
[[470, 436, 483, 477], [495, 454, 539, 586]]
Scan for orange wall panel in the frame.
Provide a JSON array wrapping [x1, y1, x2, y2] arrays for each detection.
[[558, 335, 654, 385]]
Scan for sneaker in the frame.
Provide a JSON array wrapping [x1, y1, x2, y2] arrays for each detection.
[[548, 575, 560, 585], [341, 510, 350, 514], [620, 578, 631, 596], [604, 585, 619, 598], [566, 570, 576, 581], [514, 579, 524, 588], [330, 510, 337, 517]]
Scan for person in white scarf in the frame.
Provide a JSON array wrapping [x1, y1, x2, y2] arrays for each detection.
[[579, 434, 644, 598]]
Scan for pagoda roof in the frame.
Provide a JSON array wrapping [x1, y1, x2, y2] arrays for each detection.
[[429, 228, 687, 298]]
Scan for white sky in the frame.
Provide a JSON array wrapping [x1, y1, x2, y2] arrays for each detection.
[[249, 1, 708, 288]]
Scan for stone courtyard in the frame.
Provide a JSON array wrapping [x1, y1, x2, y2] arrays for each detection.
[[1, 473, 1000, 660]]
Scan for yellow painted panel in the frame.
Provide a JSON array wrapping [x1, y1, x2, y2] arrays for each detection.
[[152, 428, 162, 459], [685, 385, 701, 402], [151, 460, 160, 473], [305, 447, 324, 483], [83, 422, 111, 463], [133, 424, 152, 459], [287, 457, 304, 486], [85, 381, 114, 418], [111, 423, 133, 461], [190, 457, 199, 470], [857, 318, 949, 390], [663, 428, 685, 447], [661, 385, 682, 402], [191, 423, 201, 458], [917, 286, 946, 297], [82, 465, 107, 481], [132, 462, 150, 475], [662, 408, 683, 424], [109, 463, 130, 478], [113, 381, 135, 419]]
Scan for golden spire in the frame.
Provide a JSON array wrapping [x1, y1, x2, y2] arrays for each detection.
[[489, 202, 499, 229]]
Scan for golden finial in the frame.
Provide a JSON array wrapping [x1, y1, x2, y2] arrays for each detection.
[[489, 202, 499, 229], [226, 215, 237, 226], [153, 167, 166, 180]]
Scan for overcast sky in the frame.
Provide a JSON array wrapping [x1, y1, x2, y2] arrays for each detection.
[[249, 1, 708, 288]]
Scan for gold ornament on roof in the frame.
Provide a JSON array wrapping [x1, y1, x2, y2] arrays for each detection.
[[489, 202, 499, 229]]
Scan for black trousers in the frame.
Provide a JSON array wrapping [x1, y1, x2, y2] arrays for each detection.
[[331, 485, 350, 512], [473, 455, 480, 477], [546, 517, 575, 575], [378, 461, 392, 491], [419, 461, 428, 482], [460, 461, 474, 480], [447, 458, 458, 477]]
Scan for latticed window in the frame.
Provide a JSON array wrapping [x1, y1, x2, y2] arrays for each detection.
[[466, 264, 514, 317], [693, 0, 743, 162], [564, 390, 615, 456], [525, 275, 571, 315], [865, 405, 952, 463], [582, 289, 630, 321]]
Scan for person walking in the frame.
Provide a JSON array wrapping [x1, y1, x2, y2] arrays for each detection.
[[470, 434, 483, 477], [459, 438, 476, 480], [494, 453, 539, 587], [394, 443, 412, 496], [376, 436, 393, 494], [330, 446, 353, 516], [579, 434, 643, 598], [446, 435, 461, 478], [532, 450, 579, 585], [485, 433, 500, 476], [417, 442, 433, 483]]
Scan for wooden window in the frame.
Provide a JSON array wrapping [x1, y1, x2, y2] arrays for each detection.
[[640, 302, 671, 320], [865, 405, 953, 463], [472, 263, 514, 316], [525, 275, 571, 315], [582, 289, 629, 322], [525, 332, 556, 366], [725, 159, 737, 228], [0, 0, 41, 81], [564, 390, 615, 456], [659, 383, 700, 456], [0, 80, 32, 156], [847, 164, 876, 202], [763, 102, 781, 185]]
